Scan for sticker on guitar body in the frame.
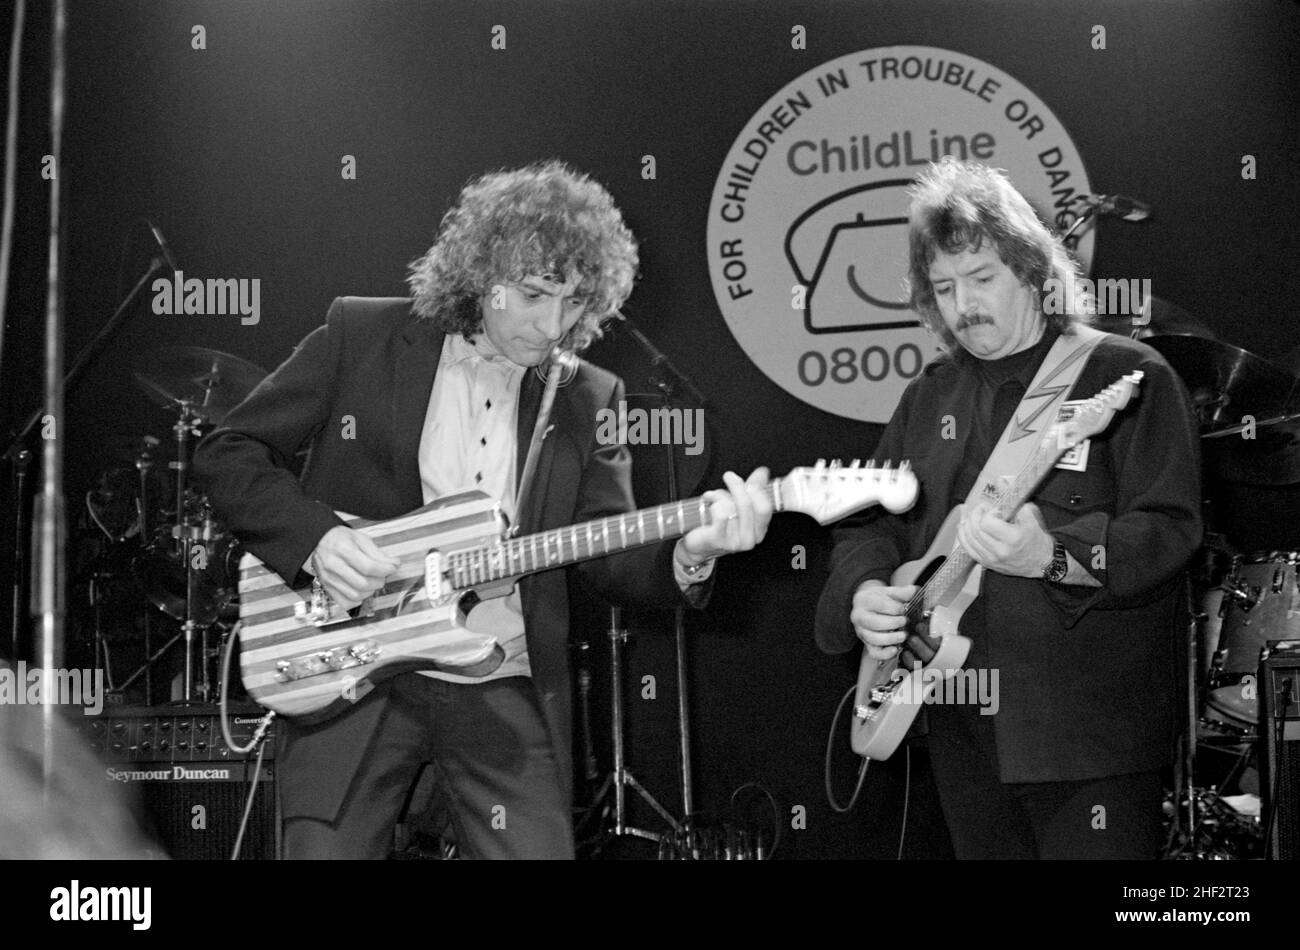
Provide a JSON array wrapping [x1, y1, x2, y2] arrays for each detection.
[[1054, 400, 1090, 471]]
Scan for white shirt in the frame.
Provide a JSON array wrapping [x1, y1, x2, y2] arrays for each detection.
[[418, 332, 531, 682], [416, 333, 715, 684]]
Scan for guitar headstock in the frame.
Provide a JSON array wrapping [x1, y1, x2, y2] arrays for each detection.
[[780, 460, 919, 525], [1050, 370, 1144, 452]]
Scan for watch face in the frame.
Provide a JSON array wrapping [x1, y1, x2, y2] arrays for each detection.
[[1046, 543, 1069, 581]]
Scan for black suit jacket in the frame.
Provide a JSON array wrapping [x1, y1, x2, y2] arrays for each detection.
[[814, 333, 1201, 782], [195, 296, 699, 820]]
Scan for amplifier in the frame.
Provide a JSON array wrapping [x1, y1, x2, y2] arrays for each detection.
[[81, 703, 277, 762], [1259, 641, 1300, 860], [80, 704, 280, 860]]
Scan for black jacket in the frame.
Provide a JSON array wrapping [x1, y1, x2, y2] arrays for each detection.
[[195, 296, 700, 820], [815, 330, 1201, 782]]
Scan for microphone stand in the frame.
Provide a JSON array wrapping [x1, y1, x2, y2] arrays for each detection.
[[34, 0, 67, 794], [4, 257, 165, 659], [1059, 203, 1098, 249], [623, 319, 711, 821]]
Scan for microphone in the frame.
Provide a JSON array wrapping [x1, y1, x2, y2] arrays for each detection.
[[620, 318, 712, 410], [1075, 193, 1153, 223], [145, 220, 179, 270]]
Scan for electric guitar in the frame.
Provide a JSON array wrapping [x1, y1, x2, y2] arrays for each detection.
[[850, 371, 1144, 760], [238, 460, 918, 722]]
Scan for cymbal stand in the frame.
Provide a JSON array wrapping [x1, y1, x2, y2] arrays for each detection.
[[88, 567, 117, 693], [136, 438, 155, 703], [1182, 585, 1200, 851], [170, 401, 210, 702]]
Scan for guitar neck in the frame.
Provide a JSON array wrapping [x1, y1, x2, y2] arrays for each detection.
[[447, 480, 785, 591], [923, 434, 1069, 610]]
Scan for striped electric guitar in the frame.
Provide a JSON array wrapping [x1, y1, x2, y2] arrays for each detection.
[[850, 372, 1143, 760], [239, 460, 918, 722]]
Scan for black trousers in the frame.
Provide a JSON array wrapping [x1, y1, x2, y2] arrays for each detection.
[[282, 674, 573, 859], [926, 700, 1165, 860]]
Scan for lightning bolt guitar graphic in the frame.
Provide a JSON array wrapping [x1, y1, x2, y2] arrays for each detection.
[[1007, 343, 1096, 443]]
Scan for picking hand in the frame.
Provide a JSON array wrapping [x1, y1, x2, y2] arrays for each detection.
[[850, 580, 918, 660], [308, 525, 401, 607]]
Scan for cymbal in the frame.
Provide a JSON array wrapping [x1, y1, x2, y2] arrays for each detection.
[[1144, 334, 1299, 435], [1146, 334, 1300, 485], [1091, 295, 1216, 341], [133, 346, 267, 425]]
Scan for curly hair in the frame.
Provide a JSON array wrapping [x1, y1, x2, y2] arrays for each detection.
[[906, 158, 1093, 353], [407, 161, 638, 354]]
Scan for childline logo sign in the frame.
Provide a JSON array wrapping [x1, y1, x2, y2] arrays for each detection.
[[707, 47, 1093, 423]]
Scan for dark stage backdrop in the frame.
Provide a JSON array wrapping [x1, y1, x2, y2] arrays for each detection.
[[2, 0, 1297, 860]]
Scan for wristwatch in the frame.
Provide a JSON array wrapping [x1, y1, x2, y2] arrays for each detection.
[[1041, 540, 1069, 583]]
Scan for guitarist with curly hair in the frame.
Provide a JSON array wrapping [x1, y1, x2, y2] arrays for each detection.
[[197, 162, 773, 859]]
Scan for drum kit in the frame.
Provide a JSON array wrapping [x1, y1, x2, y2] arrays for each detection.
[[76, 345, 267, 707], [1146, 332, 1300, 858]]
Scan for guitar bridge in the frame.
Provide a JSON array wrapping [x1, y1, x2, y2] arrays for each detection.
[[275, 640, 381, 683], [294, 580, 376, 626]]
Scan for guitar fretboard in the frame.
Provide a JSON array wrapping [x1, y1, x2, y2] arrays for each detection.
[[921, 433, 1068, 611], [447, 485, 778, 591]]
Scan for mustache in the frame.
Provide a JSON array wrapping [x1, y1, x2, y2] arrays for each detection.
[[957, 314, 992, 330]]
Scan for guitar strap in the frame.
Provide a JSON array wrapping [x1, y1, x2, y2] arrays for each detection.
[[514, 356, 564, 529], [963, 324, 1107, 510], [900, 325, 1106, 670]]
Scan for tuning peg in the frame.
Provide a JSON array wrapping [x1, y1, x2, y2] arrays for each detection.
[[850, 459, 861, 468]]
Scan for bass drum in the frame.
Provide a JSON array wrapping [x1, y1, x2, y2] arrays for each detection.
[[133, 518, 241, 626]]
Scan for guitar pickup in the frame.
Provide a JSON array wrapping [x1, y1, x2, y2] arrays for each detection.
[[424, 551, 445, 603], [275, 640, 381, 683]]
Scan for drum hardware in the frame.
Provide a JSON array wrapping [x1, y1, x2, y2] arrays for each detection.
[[1165, 786, 1264, 860], [130, 345, 263, 701], [1145, 334, 1300, 858], [132, 345, 269, 428], [1218, 576, 1259, 614]]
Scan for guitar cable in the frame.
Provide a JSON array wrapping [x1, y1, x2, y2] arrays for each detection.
[[218, 621, 277, 860], [825, 682, 911, 859], [825, 684, 870, 814]]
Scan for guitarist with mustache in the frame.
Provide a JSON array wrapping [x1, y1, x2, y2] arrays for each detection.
[[815, 159, 1201, 859], [195, 162, 773, 859]]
